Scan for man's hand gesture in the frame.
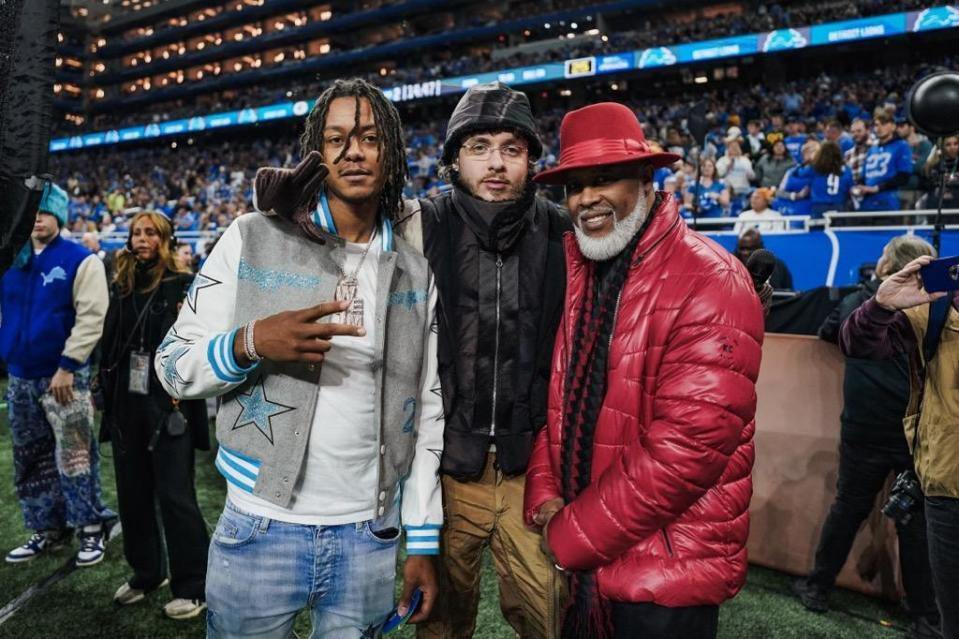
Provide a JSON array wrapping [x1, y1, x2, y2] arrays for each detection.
[[233, 301, 365, 367]]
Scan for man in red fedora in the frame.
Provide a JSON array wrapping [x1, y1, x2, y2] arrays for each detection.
[[523, 102, 765, 639]]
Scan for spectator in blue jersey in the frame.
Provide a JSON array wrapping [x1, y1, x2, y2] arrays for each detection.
[[174, 205, 198, 233], [773, 139, 818, 217], [825, 120, 855, 155], [653, 165, 675, 192], [856, 112, 913, 212], [755, 140, 795, 188], [809, 141, 854, 218], [683, 158, 729, 219], [784, 117, 807, 164]]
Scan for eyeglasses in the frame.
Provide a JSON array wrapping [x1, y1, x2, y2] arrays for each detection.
[[461, 141, 528, 162]]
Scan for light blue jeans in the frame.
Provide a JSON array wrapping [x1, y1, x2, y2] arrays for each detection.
[[206, 500, 400, 638]]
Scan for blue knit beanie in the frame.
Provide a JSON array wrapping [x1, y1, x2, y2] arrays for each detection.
[[39, 182, 69, 227]]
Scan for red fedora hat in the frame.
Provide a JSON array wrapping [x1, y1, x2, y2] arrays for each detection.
[[533, 102, 682, 185]]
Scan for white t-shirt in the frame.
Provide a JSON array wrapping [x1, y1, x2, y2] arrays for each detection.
[[229, 238, 381, 524], [734, 208, 786, 234]]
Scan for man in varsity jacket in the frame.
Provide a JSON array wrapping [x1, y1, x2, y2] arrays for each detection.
[[155, 79, 443, 637]]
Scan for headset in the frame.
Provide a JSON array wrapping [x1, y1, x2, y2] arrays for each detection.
[[126, 212, 178, 254]]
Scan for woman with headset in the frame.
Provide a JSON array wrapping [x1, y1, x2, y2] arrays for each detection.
[[99, 211, 210, 620]]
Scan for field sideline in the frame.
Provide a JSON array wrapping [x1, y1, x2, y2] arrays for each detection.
[[0, 404, 913, 638]]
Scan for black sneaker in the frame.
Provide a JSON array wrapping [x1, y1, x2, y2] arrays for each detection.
[[792, 577, 829, 613]]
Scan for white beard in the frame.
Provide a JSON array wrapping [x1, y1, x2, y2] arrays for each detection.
[[573, 195, 649, 262]]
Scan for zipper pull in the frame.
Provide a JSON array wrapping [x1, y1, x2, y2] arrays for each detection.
[[496, 254, 503, 269]]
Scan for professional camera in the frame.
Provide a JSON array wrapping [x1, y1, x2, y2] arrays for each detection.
[[882, 470, 924, 526]]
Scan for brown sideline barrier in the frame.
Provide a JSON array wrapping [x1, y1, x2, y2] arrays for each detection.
[[749, 333, 901, 600]]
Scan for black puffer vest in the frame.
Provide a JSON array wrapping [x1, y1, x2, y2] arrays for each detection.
[[416, 188, 570, 479]]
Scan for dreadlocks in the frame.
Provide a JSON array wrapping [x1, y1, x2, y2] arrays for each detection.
[[300, 78, 408, 221]]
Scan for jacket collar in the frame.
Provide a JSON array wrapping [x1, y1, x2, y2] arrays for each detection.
[[311, 187, 395, 252]]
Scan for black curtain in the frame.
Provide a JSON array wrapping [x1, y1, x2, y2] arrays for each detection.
[[0, 0, 60, 275], [765, 286, 859, 335]]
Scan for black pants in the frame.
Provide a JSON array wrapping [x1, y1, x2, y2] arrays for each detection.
[[808, 439, 938, 620], [611, 601, 718, 639], [111, 412, 209, 600], [926, 496, 959, 639]]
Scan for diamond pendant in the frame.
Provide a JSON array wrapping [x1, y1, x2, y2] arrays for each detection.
[[333, 276, 363, 327]]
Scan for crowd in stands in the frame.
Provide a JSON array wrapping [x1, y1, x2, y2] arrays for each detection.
[[57, 0, 947, 136], [50, 56, 959, 262]]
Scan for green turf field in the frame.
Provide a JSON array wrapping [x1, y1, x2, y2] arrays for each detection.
[[0, 403, 914, 638]]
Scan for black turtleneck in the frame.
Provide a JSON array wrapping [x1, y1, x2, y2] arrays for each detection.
[[451, 182, 536, 254]]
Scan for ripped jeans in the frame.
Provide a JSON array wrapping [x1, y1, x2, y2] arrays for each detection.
[[6, 366, 114, 531], [206, 500, 400, 638]]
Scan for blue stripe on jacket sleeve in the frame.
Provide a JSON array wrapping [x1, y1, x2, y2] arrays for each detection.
[[208, 331, 247, 383]]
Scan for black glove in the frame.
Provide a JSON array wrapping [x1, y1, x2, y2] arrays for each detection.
[[253, 151, 328, 221]]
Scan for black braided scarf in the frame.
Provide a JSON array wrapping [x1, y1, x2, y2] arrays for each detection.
[[559, 204, 655, 639]]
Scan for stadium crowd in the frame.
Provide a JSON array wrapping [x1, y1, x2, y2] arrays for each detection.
[[51, 57, 959, 265], [59, 0, 948, 136]]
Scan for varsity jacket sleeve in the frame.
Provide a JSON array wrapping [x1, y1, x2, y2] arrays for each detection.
[[154, 221, 259, 399], [60, 255, 108, 371], [401, 274, 444, 555]]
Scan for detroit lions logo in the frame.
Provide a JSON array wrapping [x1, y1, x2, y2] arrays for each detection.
[[638, 47, 677, 69], [41, 267, 67, 286], [913, 6, 959, 32], [762, 28, 808, 52]]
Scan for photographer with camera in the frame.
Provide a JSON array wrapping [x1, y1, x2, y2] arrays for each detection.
[[841, 248, 959, 639], [794, 236, 940, 639]]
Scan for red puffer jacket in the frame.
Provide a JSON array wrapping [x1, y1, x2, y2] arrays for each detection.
[[524, 193, 764, 606]]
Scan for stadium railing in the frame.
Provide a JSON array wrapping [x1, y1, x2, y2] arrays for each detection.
[[95, 209, 959, 291]]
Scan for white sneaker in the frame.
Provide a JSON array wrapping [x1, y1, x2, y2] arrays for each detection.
[[5, 530, 69, 563], [163, 598, 207, 620], [114, 578, 169, 605], [75, 527, 106, 567]]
